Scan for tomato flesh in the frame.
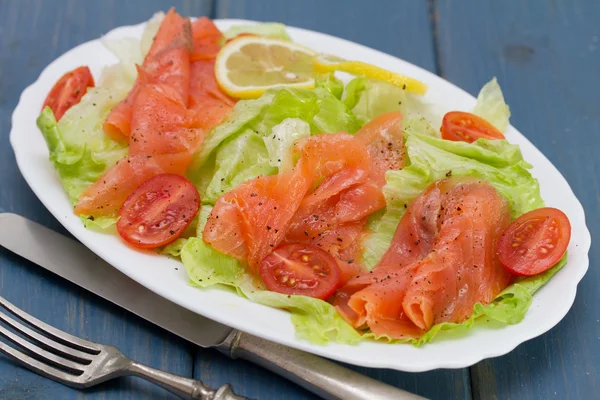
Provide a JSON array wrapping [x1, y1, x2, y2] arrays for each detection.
[[117, 174, 200, 249], [260, 243, 341, 299], [497, 207, 571, 276], [441, 111, 505, 143], [42, 66, 95, 121]]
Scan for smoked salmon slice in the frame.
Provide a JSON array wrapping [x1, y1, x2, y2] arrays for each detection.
[[75, 83, 202, 216], [188, 18, 236, 130], [286, 112, 404, 264], [203, 164, 313, 270], [205, 114, 406, 282], [335, 178, 513, 339], [77, 13, 235, 218], [104, 8, 192, 140], [204, 132, 371, 272]]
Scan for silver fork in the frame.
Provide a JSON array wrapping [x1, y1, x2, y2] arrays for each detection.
[[0, 295, 247, 399]]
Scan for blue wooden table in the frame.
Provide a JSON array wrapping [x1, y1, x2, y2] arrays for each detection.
[[0, 0, 598, 399]]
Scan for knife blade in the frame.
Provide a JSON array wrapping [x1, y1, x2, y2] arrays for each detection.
[[0, 212, 233, 346], [0, 213, 426, 400]]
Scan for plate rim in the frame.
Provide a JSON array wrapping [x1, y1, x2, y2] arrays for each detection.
[[9, 17, 592, 372]]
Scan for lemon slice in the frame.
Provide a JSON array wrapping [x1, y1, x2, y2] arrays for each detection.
[[215, 36, 317, 99], [314, 54, 428, 95]]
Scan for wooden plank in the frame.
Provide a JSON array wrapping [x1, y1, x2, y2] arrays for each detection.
[[187, 2, 471, 400], [0, 1, 212, 399], [434, 0, 600, 399], [216, 0, 437, 73]]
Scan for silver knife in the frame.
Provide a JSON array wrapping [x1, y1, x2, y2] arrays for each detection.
[[0, 213, 426, 400]]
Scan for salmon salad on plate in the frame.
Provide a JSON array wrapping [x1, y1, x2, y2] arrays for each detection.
[[36, 9, 572, 346]]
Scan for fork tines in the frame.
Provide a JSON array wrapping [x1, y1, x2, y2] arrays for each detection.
[[0, 296, 100, 384]]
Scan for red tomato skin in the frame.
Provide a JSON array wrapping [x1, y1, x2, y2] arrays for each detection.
[[117, 174, 200, 249], [497, 207, 571, 276], [260, 243, 341, 300], [42, 66, 95, 120], [441, 111, 505, 143]]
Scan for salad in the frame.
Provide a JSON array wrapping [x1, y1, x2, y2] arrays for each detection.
[[36, 9, 571, 346]]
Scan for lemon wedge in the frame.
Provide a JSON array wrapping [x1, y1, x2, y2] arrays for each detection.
[[215, 36, 317, 99], [314, 54, 428, 95]]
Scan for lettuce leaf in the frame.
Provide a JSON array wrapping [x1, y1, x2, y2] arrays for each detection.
[[181, 237, 361, 344], [263, 118, 311, 172], [363, 133, 543, 268], [80, 215, 119, 230], [237, 279, 362, 345], [343, 77, 439, 127], [313, 88, 361, 133], [203, 129, 275, 203], [188, 87, 360, 200], [473, 77, 511, 132], [101, 37, 143, 81], [182, 237, 244, 287], [102, 11, 163, 86], [343, 77, 405, 123], [403, 116, 439, 138], [315, 73, 344, 99], [191, 91, 277, 169], [160, 238, 188, 258], [37, 89, 129, 205], [222, 23, 291, 41]]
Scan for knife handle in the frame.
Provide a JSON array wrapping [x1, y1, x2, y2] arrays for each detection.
[[218, 331, 427, 400]]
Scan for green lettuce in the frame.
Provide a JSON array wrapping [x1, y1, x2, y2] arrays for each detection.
[[473, 77, 511, 132], [313, 88, 361, 133], [37, 90, 129, 205], [263, 118, 311, 172], [182, 237, 244, 287], [343, 77, 405, 123], [237, 279, 362, 345], [102, 11, 164, 87], [203, 130, 276, 203], [188, 87, 360, 202], [343, 77, 438, 127], [181, 237, 361, 344], [315, 73, 344, 99], [403, 116, 439, 138], [363, 132, 543, 268], [80, 215, 119, 231], [222, 23, 291, 41], [191, 91, 277, 169], [160, 238, 188, 258]]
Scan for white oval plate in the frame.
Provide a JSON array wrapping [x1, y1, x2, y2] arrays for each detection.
[[10, 19, 591, 372]]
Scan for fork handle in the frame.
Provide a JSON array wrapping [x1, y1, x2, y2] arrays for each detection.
[[127, 361, 249, 400]]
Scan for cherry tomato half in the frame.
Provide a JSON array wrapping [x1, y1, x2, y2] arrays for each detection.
[[497, 207, 571, 276], [441, 111, 505, 143], [117, 174, 200, 249], [260, 243, 341, 300], [42, 66, 95, 121]]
